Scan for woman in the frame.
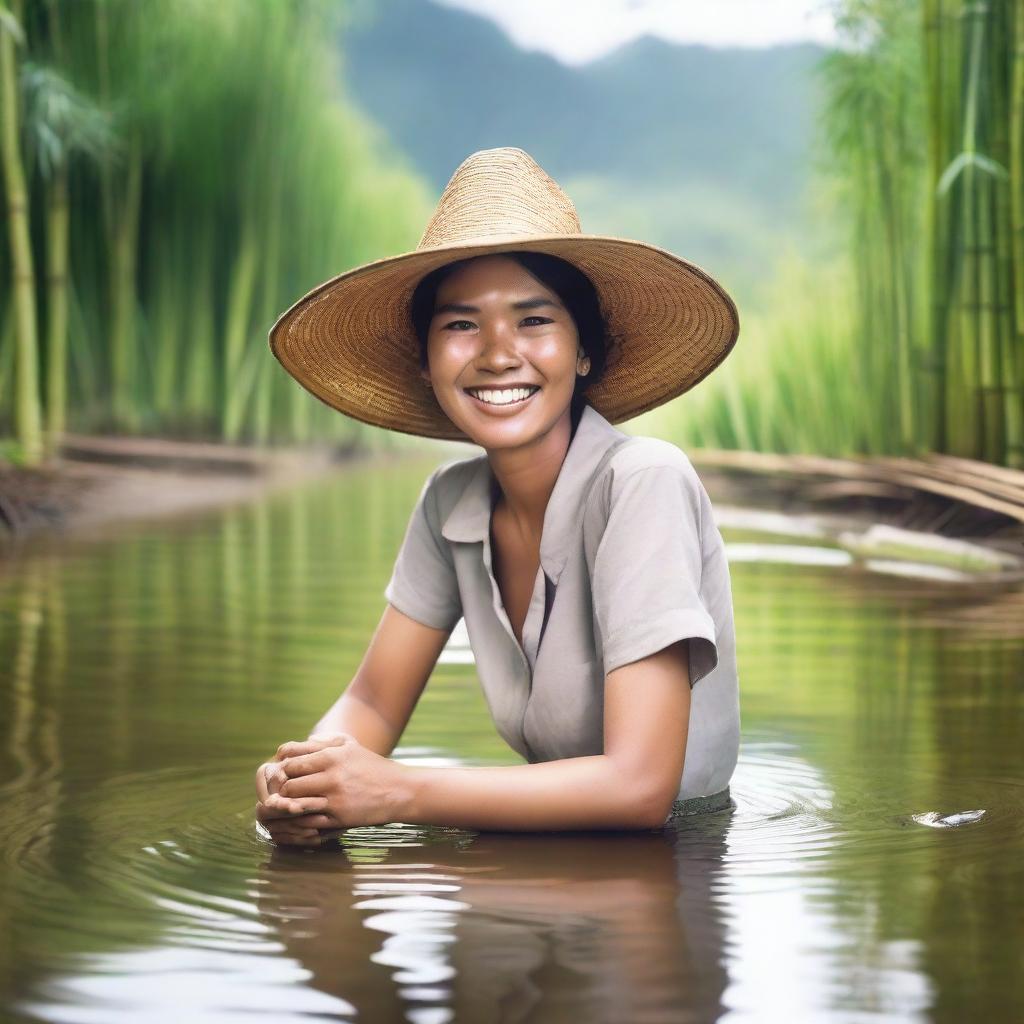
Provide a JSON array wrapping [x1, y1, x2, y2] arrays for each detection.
[[256, 147, 741, 844]]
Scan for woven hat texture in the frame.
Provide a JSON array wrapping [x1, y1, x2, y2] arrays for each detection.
[[269, 147, 740, 440]]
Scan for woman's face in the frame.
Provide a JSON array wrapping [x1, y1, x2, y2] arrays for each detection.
[[421, 254, 583, 451]]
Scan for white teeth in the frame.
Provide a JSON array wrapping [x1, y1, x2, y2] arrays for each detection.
[[467, 386, 538, 406]]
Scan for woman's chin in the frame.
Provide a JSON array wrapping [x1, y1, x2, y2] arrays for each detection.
[[448, 394, 574, 451]]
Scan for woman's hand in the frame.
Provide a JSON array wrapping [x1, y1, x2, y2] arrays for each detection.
[[254, 752, 330, 848], [267, 733, 413, 832]]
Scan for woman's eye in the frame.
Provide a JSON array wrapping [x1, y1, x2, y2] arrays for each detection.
[[442, 317, 550, 330]]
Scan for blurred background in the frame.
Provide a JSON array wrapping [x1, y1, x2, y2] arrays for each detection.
[[2, 0, 1019, 469]]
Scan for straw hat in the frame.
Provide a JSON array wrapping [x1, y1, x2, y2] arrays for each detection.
[[269, 147, 740, 441]]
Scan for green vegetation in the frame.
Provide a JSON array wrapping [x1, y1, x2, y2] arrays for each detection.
[[650, 0, 1023, 469], [922, 0, 1022, 464], [2, 0, 1020, 471], [0, 0, 433, 466]]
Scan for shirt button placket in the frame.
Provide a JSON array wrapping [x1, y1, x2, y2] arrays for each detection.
[[481, 535, 536, 757]]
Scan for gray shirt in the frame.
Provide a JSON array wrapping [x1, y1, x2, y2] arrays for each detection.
[[384, 403, 740, 809]]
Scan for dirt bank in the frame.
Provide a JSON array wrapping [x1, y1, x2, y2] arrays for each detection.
[[688, 452, 1024, 585], [2, 436, 1023, 580], [0, 435, 359, 546]]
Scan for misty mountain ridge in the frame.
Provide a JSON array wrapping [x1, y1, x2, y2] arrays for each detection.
[[337, 0, 841, 308]]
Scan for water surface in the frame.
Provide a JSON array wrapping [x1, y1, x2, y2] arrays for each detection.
[[1, 456, 1022, 1022]]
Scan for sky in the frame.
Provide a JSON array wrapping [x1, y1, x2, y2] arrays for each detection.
[[432, 0, 840, 64]]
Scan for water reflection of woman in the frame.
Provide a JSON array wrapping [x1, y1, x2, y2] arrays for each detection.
[[255, 813, 733, 1022], [258, 147, 742, 841]]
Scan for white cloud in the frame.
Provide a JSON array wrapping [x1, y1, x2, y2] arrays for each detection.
[[431, 0, 839, 64]]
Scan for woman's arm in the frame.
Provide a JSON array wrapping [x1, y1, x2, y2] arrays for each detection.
[[255, 603, 452, 843], [401, 754, 662, 831], [274, 639, 692, 833], [308, 462, 460, 755], [400, 638, 692, 830], [306, 603, 453, 756]]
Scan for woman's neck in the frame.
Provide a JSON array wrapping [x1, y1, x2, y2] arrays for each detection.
[[486, 404, 580, 546]]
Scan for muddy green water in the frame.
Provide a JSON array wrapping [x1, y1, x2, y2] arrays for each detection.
[[1, 456, 1022, 1023]]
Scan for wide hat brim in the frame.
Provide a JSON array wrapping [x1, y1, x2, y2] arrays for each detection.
[[269, 231, 740, 442]]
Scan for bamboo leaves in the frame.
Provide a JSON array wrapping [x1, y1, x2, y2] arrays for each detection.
[[937, 150, 1009, 194], [0, 0, 433, 461], [643, 0, 1023, 471]]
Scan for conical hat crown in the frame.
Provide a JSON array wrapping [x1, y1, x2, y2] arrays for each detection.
[[418, 148, 582, 249]]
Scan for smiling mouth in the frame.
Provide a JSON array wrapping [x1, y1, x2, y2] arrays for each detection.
[[463, 386, 541, 410]]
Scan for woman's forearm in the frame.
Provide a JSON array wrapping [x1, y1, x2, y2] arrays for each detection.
[[310, 690, 401, 757], [397, 755, 665, 832]]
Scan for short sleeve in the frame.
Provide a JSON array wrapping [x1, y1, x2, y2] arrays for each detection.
[[384, 467, 463, 632], [592, 464, 719, 686]]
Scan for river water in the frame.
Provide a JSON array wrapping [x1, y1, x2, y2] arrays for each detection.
[[1, 455, 1022, 1023]]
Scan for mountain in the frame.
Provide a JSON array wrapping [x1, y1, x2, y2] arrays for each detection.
[[335, 0, 840, 309]]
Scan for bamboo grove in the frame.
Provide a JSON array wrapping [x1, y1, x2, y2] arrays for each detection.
[[840, 0, 1024, 467], [924, 0, 1023, 465], [1, 1, 1023, 469], [648, 0, 1024, 469], [818, 0, 1024, 467], [0, 0, 433, 466]]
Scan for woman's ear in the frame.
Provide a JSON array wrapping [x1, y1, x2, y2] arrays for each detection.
[[419, 366, 432, 386]]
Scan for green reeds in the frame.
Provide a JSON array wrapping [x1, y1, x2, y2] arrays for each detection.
[[0, 0, 433, 465], [638, 247, 869, 458], [660, 0, 1023, 469], [925, 0, 1020, 466]]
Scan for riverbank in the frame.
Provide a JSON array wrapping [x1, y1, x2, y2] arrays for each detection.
[[2, 435, 1023, 579], [691, 449, 1024, 582], [0, 434, 361, 547]]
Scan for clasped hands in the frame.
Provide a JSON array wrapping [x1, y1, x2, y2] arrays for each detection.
[[254, 733, 412, 847]]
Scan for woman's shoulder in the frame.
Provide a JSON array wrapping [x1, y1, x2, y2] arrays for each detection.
[[584, 434, 711, 533], [422, 452, 488, 516], [604, 434, 704, 491]]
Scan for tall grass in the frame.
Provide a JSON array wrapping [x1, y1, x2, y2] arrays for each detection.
[[0, 0, 435, 466], [5, 0, 1019, 471], [639, 245, 873, 457], [652, 0, 1023, 469]]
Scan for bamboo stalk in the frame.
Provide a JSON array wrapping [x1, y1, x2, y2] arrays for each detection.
[[0, 0, 43, 465], [109, 132, 142, 432], [151, 205, 182, 420], [991, 0, 1020, 466], [929, 450, 1024, 485], [943, 0, 966, 456], [876, 454, 1024, 503], [44, 165, 69, 458], [924, 0, 948, 451], [1009, 0, 1024, 466], [41, 0, 71, 460], [221, 219, 259, 441], [957, 0, 988, 457]]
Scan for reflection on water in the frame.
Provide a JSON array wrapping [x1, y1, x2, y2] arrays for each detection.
[[1, 456, 1022, 1022]]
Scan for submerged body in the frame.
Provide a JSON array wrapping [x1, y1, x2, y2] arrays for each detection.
[[386, 402, 740, 812]]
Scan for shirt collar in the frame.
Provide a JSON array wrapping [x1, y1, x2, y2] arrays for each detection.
[[440, 403, 629, 584]]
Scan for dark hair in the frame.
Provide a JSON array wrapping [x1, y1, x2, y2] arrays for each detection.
[[409, 250, 615, 424]]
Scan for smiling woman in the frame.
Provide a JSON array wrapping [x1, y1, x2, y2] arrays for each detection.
[[410, 249, 612, 432], [261, 146, 741, 841]]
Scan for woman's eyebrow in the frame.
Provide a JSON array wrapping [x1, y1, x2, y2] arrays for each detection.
[[433, 297, 563, 316]]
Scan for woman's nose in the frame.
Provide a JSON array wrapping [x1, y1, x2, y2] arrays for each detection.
[[476, 323, 521, 365]]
